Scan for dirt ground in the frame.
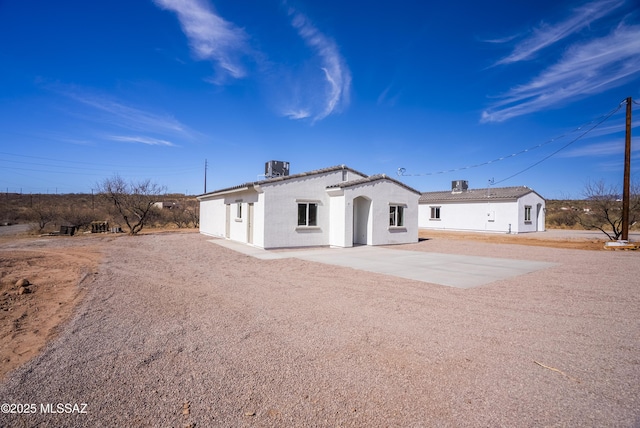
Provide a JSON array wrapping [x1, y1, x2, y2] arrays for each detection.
[[0, 243, 101, 379], [0, 228, 629, 380], [418, 229, 618, 251], [0, 228, 638, 427]]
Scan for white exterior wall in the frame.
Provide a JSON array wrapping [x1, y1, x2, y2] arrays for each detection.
[[199, 189, 262, 244], [251, 192, 266, 248], [331, 180, 419, 247], [261, 170, 366, 249], [419, 193, 545, 234], [516, 192, 546, 233], [328, 190, 346, 247], [199, 197, 226, 238], [199, 168, 421, 249], [419, 200, 516, 233]]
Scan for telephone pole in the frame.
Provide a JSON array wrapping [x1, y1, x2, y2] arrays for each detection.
[[621, 97, 632, 241], [204, 159, 208, 194]]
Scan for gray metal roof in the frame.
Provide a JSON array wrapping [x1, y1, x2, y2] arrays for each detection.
[[419, 186, 543, 203], [327, 174, 421, 195], [197, 165, 368, 197]]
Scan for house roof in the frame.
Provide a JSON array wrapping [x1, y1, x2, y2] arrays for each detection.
[[197, 165, 369, 198], [327, 174, 421, 195], [419, 186, 543, 203]]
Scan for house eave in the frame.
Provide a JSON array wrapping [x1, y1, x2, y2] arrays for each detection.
[[197, 186, 251, 200]]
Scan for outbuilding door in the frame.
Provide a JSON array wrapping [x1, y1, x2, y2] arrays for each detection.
[[247, 203, 254, 244], [353, 196, 371, 245]]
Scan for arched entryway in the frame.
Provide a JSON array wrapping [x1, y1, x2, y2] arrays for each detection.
[[353, 196, 371, 245]]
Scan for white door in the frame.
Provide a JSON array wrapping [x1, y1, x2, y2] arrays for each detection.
[[247, 203, 254, 244], [225, 204, 230, 238]]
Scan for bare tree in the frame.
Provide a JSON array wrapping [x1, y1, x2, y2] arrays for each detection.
[[168, 205, 190, 228], [28, 200, 59, 232], [577, 180, 640, 240], [186, 203, 199, 228], [96, 176, 166, 235]]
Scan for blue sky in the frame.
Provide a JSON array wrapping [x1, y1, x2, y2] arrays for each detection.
[[1, 0, 639, 199]]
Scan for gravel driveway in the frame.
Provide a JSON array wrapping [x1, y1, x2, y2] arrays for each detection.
[[1, 232, 639, 427]]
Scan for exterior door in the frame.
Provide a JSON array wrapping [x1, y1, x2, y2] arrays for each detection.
[[247, 203, 254, 244], [225, 204, 231, 238]]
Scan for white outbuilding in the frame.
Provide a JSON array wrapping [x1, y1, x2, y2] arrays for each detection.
[[198, 164, 421, 249], [419, 181, 545, 234]]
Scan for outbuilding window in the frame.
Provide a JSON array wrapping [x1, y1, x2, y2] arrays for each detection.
[[524, 205, 532, 223], [389, 205, 405, 227], [236, 200, 242, 220], [297, 202, 318, 226]]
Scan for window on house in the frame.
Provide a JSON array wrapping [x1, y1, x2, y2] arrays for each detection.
[[524, 205, 532, 222], [236, 201, 242, 219], [389, 205, 405, 227], [297, 202, 318, 226], [430, 206, 441, 220]]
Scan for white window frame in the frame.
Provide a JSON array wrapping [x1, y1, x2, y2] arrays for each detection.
[[297, 200, 319, 227], [524, 205, 532, 223], [430, 206, 441, 220], [235, 200, 243, 221], [389, 204, 406, 228]]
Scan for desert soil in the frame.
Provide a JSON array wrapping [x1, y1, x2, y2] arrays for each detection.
[[0, 228, 638, 427]]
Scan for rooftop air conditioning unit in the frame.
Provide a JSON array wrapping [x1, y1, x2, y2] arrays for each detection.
[[265, 160, 290, 179], [451, 180, 469, 193]]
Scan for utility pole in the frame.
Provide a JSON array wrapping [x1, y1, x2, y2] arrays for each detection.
[[204, 159, 208, 194], [621, 97, 632, 241]]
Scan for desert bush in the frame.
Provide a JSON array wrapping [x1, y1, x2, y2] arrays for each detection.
[[164, 199, 199, 228], [546, 210, 579, 228], [58, 205, 95, 231]]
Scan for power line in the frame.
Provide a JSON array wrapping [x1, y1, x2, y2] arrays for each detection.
[[0, 151, 199, 172], [398, 99, 627, 179], [493, 100, 624, 185], [0, 159, 200, 175]]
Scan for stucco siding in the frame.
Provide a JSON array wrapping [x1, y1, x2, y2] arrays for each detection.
[[516, 192, 546, 233], [419, 200, 518, 233], [342, 180, 418, 246], [199, 189, 260, 243], [419, 192, 546, 234], [261, 170, 366, 249], [198, 166, 420, 248], [199, 198, 226, 238]]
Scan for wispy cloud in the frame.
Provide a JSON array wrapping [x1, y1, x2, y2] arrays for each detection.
[[153, 0, 250, 82], [109, 135, 177, 147], [560, 140, 625, 157], [482, 23, 640, 123], [65, 90, 189, 135], [493, 0, 625, 65], [285, 8, 351, 122], [283, 109, 311, 120], [377, 82, 401, 107], [45, 83, 196, 146]]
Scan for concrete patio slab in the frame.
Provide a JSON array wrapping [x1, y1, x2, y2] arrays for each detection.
[[209, 239, 555, 288]]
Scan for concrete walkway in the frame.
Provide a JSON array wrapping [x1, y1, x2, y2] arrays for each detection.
[[210, 239, 555, 288]]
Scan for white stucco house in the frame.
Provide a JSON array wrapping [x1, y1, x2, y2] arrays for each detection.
[[419, 181, 545, 234], [198, 165, 421, 249]]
